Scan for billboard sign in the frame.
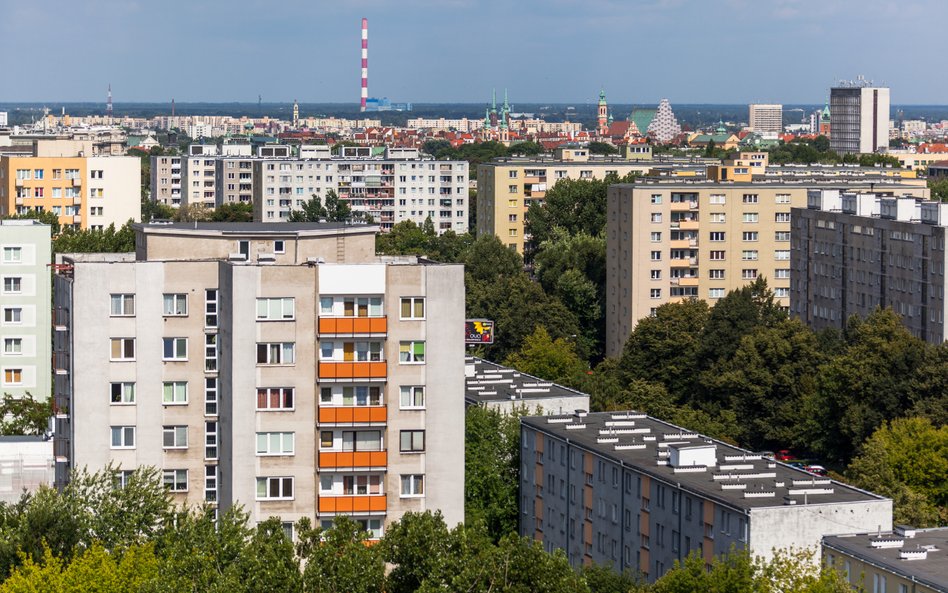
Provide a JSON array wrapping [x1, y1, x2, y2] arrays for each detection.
[[465, 319, 494, 344]]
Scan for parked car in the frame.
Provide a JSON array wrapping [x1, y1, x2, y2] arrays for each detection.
[[788, 461, 806, 470], [805, 465, 828, 476], [775, 449, 793, 461]]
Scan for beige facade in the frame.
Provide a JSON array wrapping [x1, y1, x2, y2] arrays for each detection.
[[748, 104, 783, 134], [182, 145, 219, 208], [605, 180, 931, 357], [54, 223, 465, 538], [150, 155, 182, 207]]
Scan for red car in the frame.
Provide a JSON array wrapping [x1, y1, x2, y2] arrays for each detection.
[[775, 449, 793, 461]]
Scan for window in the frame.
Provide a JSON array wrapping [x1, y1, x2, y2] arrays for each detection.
[[110, 338, 135, 361], [650, 194, 663, 204], [110, 382, 135, 404], [709, 232, 725, 242], [709, 213, 726, 223], [400, 474, 425, 497], [110, 294, 135, 316], [163, 381, 188, 404], [274, 240, 285, 254], [742, 269, 758, 280], [399, 341, 425, 363], [3, 338, 22, 355], [775, 212, 791, 222], [256, 432, 295, 456], [650, 270, 662, 280], [257, 387, 294, 410], [742, 212, 759, 223], [742, 194, 758, 204], [650, 232, 662, 242], [508, 170, 518, 178], [775, 231, 791, 242], [2, 277, 22, 294], [775, 268, 790, 279], [400, 386, 425, 409], [163, 337, 188, 360], [205, 289, 218, 328], [205, 378, 218, 416], [709, 269, 725, 279], [163, 426, 188, 449], [2, 247, 22, 263], [163, 469, 188, 492], [400, 297, 425, 319], [256, 297, 295, 320], [709, 194, 725, 205], [162, 294, 188, 316], [742, 232, 758, 241], [650, 213, 662, 223], [238, 241, 250, 257], [110, 426, 135, 449], [742, 250, 759, 261], [774, 250, 790, 260], [650, 289, 661, 299], [256, 477, 294, 500], [3, 369, 22, 385], [400, 430, 425, 452], [775, 287, 789, 298], [775, 193, 791, 204], [3, 308, 22, 324], [650, 251, 662, 261], [709, 251, 725, 261], [257, 342, 295, 365]]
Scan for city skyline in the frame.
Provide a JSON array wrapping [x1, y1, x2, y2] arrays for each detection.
[[3, 0, 946, 104]]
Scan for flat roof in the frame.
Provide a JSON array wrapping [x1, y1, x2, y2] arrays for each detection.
[[620, 179, 925, 189], [823, 528, 948, 592], [133, 222, 379, 235], [522, 411, 888, 512], [464, 356, 589, 409]]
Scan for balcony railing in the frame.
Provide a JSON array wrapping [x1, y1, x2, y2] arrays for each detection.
[[318, 450, 388, 469], [318, 494, 387, 514], [318, 361, 387, 380], [319, 406, 387, 425], [318, 317, 387, 336]]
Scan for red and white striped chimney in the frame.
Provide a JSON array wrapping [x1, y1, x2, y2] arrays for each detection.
[[360, 18, 368, 112]]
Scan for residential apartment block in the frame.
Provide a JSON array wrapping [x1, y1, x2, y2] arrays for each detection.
[[476, 151, 710, 255], [464, 356, 590, 415], [150, 155, 182, 207], [748, 104, 783, 134], [52, 222, 464, 537], [182, 144, 223, 208], [791, 190, 948, 343], [605, 179, 929, 357], [0, 140, 140, 229], [0, 220, 51, 402], [829, 84, 890, 154], [520, 411, 892, 581], [823, 527, 948, 593]]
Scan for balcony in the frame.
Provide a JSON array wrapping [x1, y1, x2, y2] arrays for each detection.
[[673, 276, 700, 287], [318, 317, 387, 336], [318, 450, 388, 469], [71, 178, 82, 187], [669, 239, 692, 249], [72, 196, 83, 205], [72, 215, 82, 224], [678, 220, 699, 230], [15, 198, 23, 205], [670, 201, 698, 211], [318, 494, 387, 514], [318, 361, 387, 380], [319, 406, 387, 425]]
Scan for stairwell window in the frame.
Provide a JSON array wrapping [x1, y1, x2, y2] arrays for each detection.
[[400, 386, 425, 409], [399, 341, 425, 364], [400, 430, 425, 452], [400, 474, 425, 497], [163, 294, 188, 316], [400, 297, 425, 320]]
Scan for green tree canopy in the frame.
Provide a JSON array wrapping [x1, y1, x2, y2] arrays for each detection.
[[288, 190, 352, 223], [503, 326, 586, 386], [464, 405, 521, 541]]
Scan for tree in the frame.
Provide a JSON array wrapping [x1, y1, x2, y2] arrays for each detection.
[[459, 233, 523, 282], [380, 511, 453, 593], [173, 204, 212, 222], [0, 393, 50, 436], [587, 142, 619, 156], [929, 178, 948, 203], [297, 516, 385, 593], [288, 190, 352, 222], [846, 417, 948, 527], [142, 199, 175, 222], [2, 211, 61, 235], [507, 141, 545, 156], [210, 202, 253, 222], [231, 518, 302, 593], [53, 221, 136, 253], [503, 326, 586, 386], [465, 405, 521, 541], [582, 562, 646, 593], [0, 542, 160, 593]]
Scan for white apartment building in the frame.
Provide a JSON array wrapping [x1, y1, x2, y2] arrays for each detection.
[[748, 104, 783, 134], [182, 144, 220, 208], [53, 222, 465, 537], [0, 220, 51, 402], [829, 84, 890, 154], [86, 156, 141, 229]]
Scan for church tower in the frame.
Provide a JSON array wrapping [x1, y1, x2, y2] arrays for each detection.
[[598, 89, 609, 136], [292, 99, 300, 128]]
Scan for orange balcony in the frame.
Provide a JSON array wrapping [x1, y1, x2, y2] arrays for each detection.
[[319, 406, 387, 424], [319, 316, 387, 336], [318, 494, 387, 514], [319, 450, 388, 469], [319, 361, 387, 380]]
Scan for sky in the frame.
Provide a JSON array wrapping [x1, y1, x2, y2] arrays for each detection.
[[2, 0, 946, 105]]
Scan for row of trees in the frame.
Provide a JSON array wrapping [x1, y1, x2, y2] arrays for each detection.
[[0, 466, 850, 592], [766, 136, 902, 167]]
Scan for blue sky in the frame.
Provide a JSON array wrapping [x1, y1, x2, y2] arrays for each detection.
[[2, 0, 945, 104]]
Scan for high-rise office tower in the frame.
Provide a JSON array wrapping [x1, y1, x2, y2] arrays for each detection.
[[829, 80, 890, 154]]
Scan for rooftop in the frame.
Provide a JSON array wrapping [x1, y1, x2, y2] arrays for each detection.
[[823, 527, 948, 592], [522, 411, 887, 511], [133, 222, 379, 236], [624, 178, 925, 189], [464, 356, 589, 410]]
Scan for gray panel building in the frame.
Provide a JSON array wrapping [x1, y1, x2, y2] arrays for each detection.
[[464, 356, 590, 415], [520, 411, 891, 581]]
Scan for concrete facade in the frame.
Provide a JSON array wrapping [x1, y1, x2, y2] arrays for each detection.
[[520, 411, 892, 582], [791, 190, 948, 343], [0, 220, 51, 402], [748, 104, 783, 134], [150, 155, 182, 207], [53, 222, 465, 538], [605, 179, 930, 357], [829, 86, 890, 155]]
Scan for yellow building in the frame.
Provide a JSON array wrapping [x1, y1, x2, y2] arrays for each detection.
[[0, 156, 87, 229], [605, 178, 930, 357], [890, 152, 948, 171]]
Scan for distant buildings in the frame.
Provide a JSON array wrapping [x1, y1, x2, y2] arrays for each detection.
[[605, 172, 929, 357], [520, 410, 892, 579], [53, 222, 465, 538], [464, 356, 590, 415], [829, 82, 890, 154], [748, 104, 783, 134], [791, 190, 948, 343], [823, 527, 948, 593], [0, 220, 51, 403], [647, 99, 682, 144]]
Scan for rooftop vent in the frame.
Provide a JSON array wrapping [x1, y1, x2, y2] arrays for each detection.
[[894, 525, 917, 538], [668, 443, 717, 468], [870, 536, 905, 549], [899, 546, 929, 561]]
